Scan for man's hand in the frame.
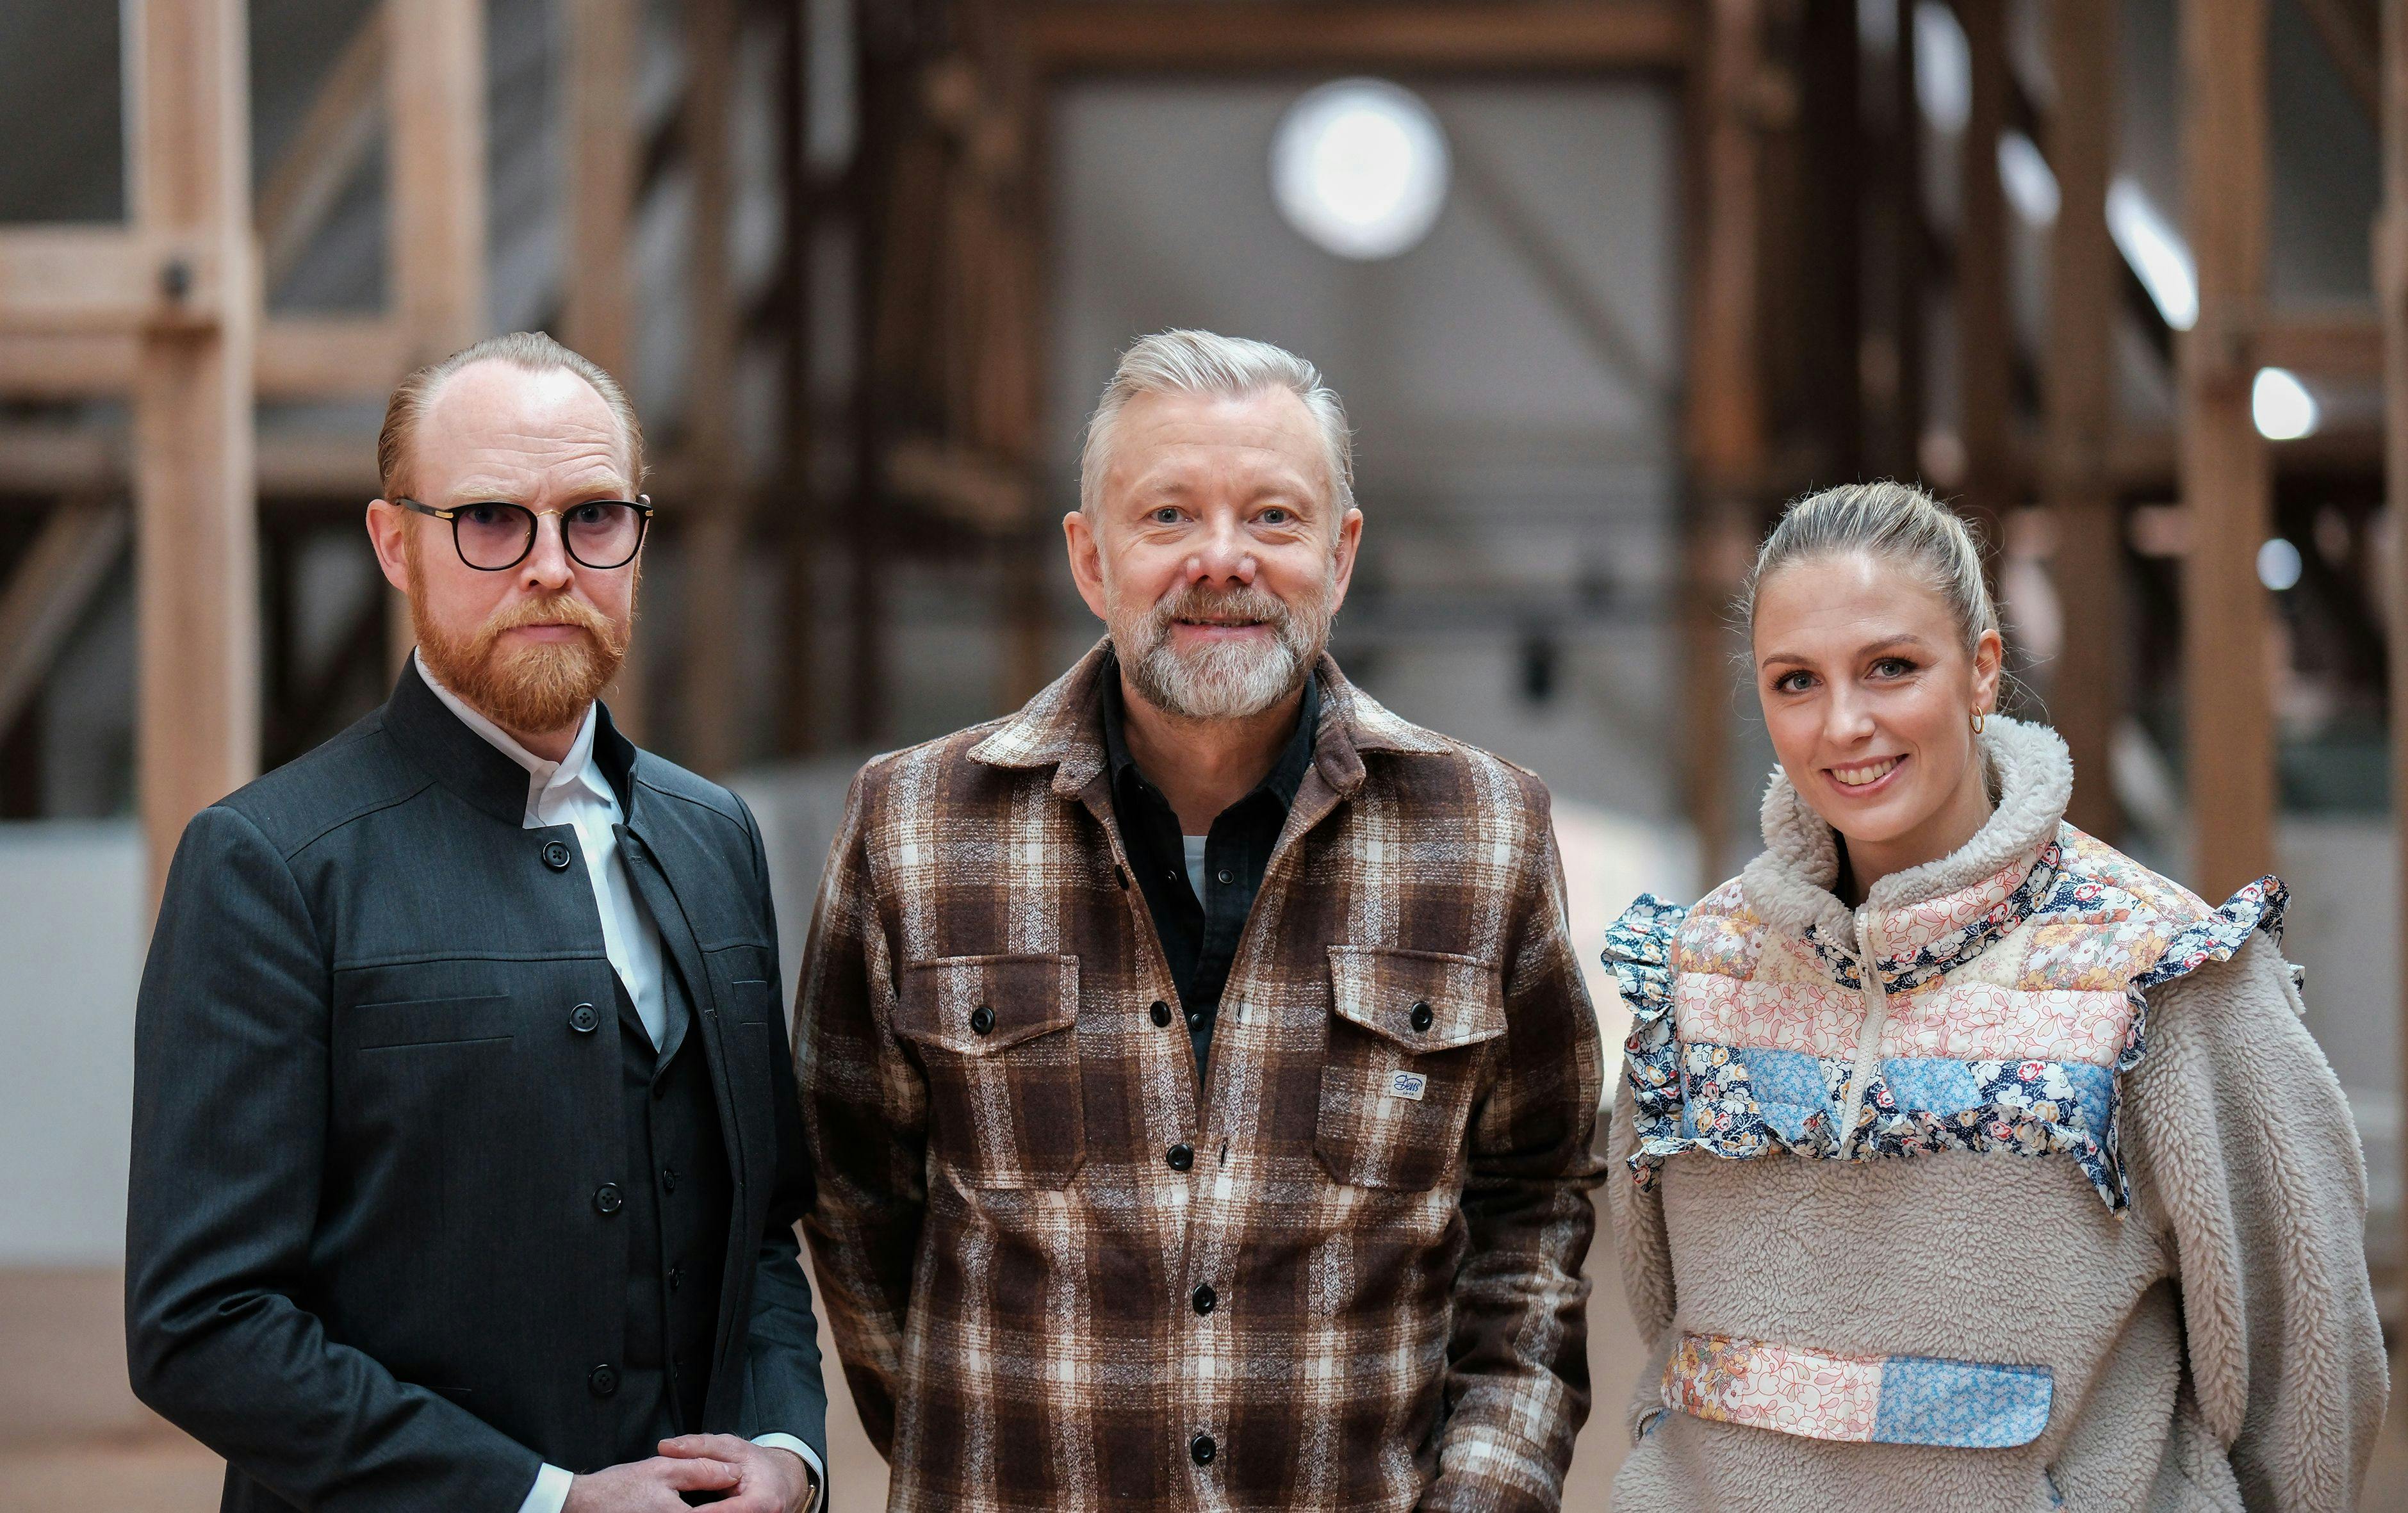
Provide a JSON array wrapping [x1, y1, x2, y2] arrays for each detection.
[[657, 1435, 817, 1512], [562, 1456, 742, 1511]]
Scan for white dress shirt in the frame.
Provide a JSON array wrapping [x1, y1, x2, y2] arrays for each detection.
[[416, 655, 824, 1512]]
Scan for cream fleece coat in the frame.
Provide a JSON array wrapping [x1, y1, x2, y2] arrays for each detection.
[[1602, 717, 2387, 1510]]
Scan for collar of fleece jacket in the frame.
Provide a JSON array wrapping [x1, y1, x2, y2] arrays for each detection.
[[1739, 715, 2076, 992]]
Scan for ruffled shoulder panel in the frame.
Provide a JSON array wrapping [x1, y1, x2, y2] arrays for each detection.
[[2127, 874, 2288, 996], [1604, 894, 1692, 1189], [1601, 893, 1689, 1021]]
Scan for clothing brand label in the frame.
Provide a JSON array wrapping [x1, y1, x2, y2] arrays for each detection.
[[1387, 1070, 1428, 1102]]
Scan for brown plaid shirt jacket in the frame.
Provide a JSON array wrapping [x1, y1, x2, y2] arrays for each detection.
[[794, 642, 1604, 1511]]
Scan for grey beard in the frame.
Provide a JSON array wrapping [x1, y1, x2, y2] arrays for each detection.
[[1117, 581, 1331, 722]]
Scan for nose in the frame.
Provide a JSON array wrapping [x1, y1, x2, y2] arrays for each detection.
[[1823, 682, 1878, 745], [1185, 511, 1256, 587], [520, 512, 576, 593]]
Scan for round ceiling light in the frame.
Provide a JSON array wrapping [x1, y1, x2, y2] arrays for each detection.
[[1271, 79, 1450, 261]]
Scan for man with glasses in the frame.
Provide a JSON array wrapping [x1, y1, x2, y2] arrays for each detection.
[[126, 332, 828, 1513]]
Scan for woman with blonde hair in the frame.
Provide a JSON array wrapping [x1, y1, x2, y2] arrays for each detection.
[[1603, 481, 2386, 1509]]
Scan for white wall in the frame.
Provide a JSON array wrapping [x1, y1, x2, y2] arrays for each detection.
[[0, 822, 145, 1266]]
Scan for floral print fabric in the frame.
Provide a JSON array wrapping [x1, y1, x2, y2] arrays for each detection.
[[1605, 824, 2288, 1209], [1666, 1332, 2052, 1448]]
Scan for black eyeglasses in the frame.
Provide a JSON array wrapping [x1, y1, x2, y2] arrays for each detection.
[[395, 496, 655, 571]]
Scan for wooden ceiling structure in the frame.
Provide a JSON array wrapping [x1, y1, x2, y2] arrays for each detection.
[[0, 6, 2398, 1179]]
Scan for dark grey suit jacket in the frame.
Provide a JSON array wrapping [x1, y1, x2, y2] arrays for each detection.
[[126, 660, 828, 1511]]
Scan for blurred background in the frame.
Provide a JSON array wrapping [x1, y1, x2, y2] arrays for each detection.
[[1, 0, 2404, 1505]]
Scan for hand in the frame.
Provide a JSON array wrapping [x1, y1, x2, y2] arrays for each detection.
[[562, 1456, 742, 1512], [658, 1435, 817, 1513]]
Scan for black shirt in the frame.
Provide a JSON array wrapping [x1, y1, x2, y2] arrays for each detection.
[[1102, 666, 1320, 1082]]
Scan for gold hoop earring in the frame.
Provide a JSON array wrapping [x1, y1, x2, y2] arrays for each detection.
[[1971, 710, 1987, 735]]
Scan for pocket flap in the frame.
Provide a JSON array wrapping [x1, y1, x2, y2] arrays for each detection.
[[1327, 947, 1505, 1051], [896, 954, 1079, 1054]]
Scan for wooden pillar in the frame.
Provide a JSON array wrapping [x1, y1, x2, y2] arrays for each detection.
[[561, 0, 647, 739], [776, 0, 820, 756], [682, 0, 745, 775], [2178, 0, 2275, 897], [130, 0, 260, 901], [1955, 0, 2011, 562], [2046, 0, 2124, 837], [2378, 0, 2408, 1287], [386, 0, 489, 669], [1683, 0, 1769, 885]]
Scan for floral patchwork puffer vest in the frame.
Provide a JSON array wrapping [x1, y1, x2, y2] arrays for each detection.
[[1601, 716, 2296, 1496]]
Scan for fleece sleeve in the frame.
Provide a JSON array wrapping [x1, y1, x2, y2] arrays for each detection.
[[2121, 935, 2389, 1512]]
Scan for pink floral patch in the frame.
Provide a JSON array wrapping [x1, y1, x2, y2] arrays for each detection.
[[1666, 1333, 1882, 1443]]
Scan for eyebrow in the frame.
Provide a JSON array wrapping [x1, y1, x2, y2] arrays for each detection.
[[1757, 632, 1934, 669]]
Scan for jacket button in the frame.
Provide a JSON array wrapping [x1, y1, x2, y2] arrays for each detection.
[[969, 1004, 995, 1036], [1409, 1000, 1434, 1033], [1166, 1143, 1194, 1173], [568, 1003, 598, 1034], [588, 1364, 619, 1398], [668, 1263, 684, 1293], [660, 1166, 679, 1194], [1192, 1283, 1216, 1316], [1190, 1433, 1216, 1466], [541, 839, 573, 871], [1150, 1001, 1172, 1028], [593, 1183, 623, 1215]]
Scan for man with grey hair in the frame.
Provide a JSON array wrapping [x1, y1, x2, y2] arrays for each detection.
[[796, 329, 1604, 1509]]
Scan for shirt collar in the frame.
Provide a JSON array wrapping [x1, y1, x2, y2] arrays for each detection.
[[414, 650, 614, 822], [1100, 655, 1320, 816]]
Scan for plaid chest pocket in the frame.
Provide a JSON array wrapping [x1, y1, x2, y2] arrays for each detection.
[[894, 954, 1084, 1190], [1316, 946, 1507, 1190]]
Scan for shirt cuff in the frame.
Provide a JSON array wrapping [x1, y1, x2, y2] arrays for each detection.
[[753, 1434, 825, 1509], [516, 1462, 574, 1513]]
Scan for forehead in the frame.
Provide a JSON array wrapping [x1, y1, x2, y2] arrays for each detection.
[[413, 360, 630, 495], [1102, 387, 1327, 498], [1754, 551, 1958, 649]]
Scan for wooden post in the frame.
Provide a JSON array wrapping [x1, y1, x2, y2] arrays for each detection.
[[2178, 0, 2275, 897], [129, 0, 260, 901], [1682, 0, 1768, 885], [2046, 0, 2124, 837], [1956, 0, 2011, 564], [2378, 0, 2408, 1294], [776, 0, 819, 756], [682, 0, 745, 775], [561, 0, 647, 739], [386, 0, 489, 671]]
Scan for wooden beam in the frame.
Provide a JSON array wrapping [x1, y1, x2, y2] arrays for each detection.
[[1021, 0, 1694, 73], [2178, 0, 2275, 898], [681, 0, 745, 776], [129, 0, 261, 900], [0, 500, 131, 735], [1680, 0, 1767, 885], [0, 227, 223, 332], [0, 317, 415, 399], [1956, 0, 2012, 564], [387, 0, 486, 357], [2252, 306, 2384, 378], [256, 4, 387, 295], [0, 423, 375, 496], [774, 0, 820, 758], [561, 0, 647, 739], [2045, 0, 2124, 838], [2380, 0, 2408, 1309]]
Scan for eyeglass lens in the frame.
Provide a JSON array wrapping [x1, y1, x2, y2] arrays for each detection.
[[454, 501, 646, 571]]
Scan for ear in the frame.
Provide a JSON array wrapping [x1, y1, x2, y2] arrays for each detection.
[[1063, 508, 1110, 623], [1327, 506, 1364, 614], [1970, 627, 2004, 715], [366, 500, 414, 596]]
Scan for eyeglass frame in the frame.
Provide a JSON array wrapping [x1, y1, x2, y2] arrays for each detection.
[[391, 494, 656, 572]]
